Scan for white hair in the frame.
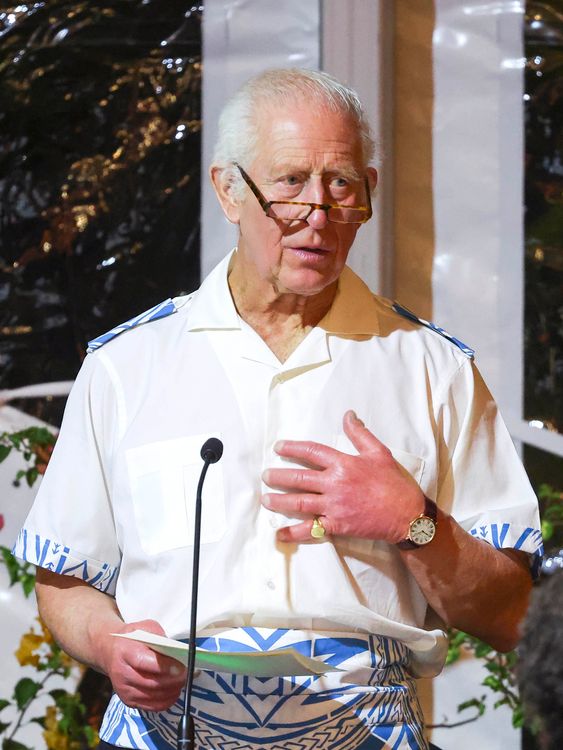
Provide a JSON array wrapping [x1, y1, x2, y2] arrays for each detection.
[[212, 68, 376, 202]]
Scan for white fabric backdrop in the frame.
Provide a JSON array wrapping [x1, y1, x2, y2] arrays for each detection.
[[201, 0, 320, 278]]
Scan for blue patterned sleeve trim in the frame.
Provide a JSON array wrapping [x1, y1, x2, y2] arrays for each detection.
[[469, 523, 544, 578], [12, 528, 119, 595]]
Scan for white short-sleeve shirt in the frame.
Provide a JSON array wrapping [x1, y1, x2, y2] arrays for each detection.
[[14, 250, 542, 676]]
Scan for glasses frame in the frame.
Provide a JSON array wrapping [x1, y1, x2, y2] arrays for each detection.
[[235, 164, 373, 225]]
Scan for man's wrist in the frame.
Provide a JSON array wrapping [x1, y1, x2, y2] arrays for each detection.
[[397, 496, 438, 550]]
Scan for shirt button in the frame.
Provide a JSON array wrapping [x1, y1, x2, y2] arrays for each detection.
[[266, 579, 276, 590]]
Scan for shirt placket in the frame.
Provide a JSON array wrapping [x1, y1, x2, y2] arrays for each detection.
[[257, 333, 333, 610]]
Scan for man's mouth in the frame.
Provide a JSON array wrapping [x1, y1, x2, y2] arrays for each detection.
[[288, 246, 331, 255]]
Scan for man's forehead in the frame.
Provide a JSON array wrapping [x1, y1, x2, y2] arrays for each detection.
[[253, 104, 364, 171]]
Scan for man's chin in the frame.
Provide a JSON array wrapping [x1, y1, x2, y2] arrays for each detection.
[[274, 268, 340, 298]]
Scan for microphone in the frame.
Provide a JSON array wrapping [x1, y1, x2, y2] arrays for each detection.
[[177, 437, 224, 750], [200, 437, 223, 464]]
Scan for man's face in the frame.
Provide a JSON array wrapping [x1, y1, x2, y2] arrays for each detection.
[[219, 102, 376, 299]]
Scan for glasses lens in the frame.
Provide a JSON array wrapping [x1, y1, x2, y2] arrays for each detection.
[[327, 207, 369, 224], [266, 203, 368, 224], [267, 204, 310, 222]]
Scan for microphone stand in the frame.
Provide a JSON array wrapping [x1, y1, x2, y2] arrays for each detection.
[[177, 439, 223, 750]]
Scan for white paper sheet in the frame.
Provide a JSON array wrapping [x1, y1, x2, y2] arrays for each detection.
[[112, 630, 340, 676]]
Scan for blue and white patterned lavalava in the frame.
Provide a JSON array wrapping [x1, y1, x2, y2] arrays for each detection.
[[100, 628, 428, 750]]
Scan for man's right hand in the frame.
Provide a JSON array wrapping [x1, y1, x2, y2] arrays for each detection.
[[103, 619, 187, 712], [35, 569, 187, 713]]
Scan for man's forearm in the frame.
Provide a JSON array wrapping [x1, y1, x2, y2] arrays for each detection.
[[35, 567, 123, 674], [402, 510, 533, 652], [35, 567, 188, 712]]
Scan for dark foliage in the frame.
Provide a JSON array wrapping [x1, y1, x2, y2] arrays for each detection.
[[0, 1, 203, 425]]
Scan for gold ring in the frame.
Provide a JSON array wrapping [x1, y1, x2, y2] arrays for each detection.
[[311, 516, 325, 539]]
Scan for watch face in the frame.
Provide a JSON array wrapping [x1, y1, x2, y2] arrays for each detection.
[[409, 517, 436, 546]]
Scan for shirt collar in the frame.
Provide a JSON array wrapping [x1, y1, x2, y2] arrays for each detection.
[[186, 250, 241, 331], [186, 249, 381, 337], [319, 265, 381, 336]]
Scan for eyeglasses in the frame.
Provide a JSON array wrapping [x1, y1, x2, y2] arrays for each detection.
[[235, 164, 372, 225]]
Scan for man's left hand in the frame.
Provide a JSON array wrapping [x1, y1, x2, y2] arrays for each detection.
[[262, 410, 425, 544]]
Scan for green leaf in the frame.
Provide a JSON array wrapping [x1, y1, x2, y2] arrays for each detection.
[[0, 548, 21, 587], [541, 519, 554, 540], [48, 689, 68, 701], [0, 445, 11, 463], [537, 483, 556, 500], [0, 548, 36, 596], [16, 427, 55, 447], [482, 675, 502, 691], [512, 705, 524, 728], [83, 725, 97, 744], [0, 721, 11, 733], [474, 642, 493, 658], [449, 630, 470, 647], [25, 467, 38, 488], [29, 717, 46, 728], [12, 469, 26, 488], [21, 574, 36, 598], [58, 715, 71, 733], [445, 646, 460, 665], [493, 696, 509, 709], [13, 678, 40, 710], [2, 738, 33, 750], [45, 651, 68, 674], [0, 700, 9, 713], [483, 661, 503, 673], [458, 696, 486, 716]]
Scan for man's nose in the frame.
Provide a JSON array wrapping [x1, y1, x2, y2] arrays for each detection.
[[306, 206, 330, 229]]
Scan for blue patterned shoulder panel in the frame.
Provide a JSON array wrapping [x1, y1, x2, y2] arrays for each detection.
[[392, 302, 475, 359], [87, 298, 178, 353]]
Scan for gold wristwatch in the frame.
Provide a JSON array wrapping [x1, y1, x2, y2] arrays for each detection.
[[396, 496, 438, 550]]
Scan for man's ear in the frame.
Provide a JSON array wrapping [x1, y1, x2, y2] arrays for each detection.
[[210, 166, 242, 224], [366, 166, 378, 193]]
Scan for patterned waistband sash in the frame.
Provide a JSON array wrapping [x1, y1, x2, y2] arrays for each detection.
[[100, 627, 427, 750], [192, 626, 411, 695]]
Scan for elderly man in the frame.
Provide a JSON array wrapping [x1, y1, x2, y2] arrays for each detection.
[[15, 69, 541, 750]]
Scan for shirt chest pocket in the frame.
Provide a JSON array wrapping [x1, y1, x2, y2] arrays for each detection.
[[335, 434, 426, 487], [126, 434, 226, 556]]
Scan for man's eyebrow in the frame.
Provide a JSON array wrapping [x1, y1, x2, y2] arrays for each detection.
[[267, 165, 363, 181], [329, 166, 362, 181], [267, 164, 308, 177]]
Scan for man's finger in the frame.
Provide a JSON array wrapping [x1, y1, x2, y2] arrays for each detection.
[[273, 439, 340, 468], [343, 410, 385, 454], [262, 467, 323, 493], [262, 492, 325, 516], [277, 518, 330, 543]]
